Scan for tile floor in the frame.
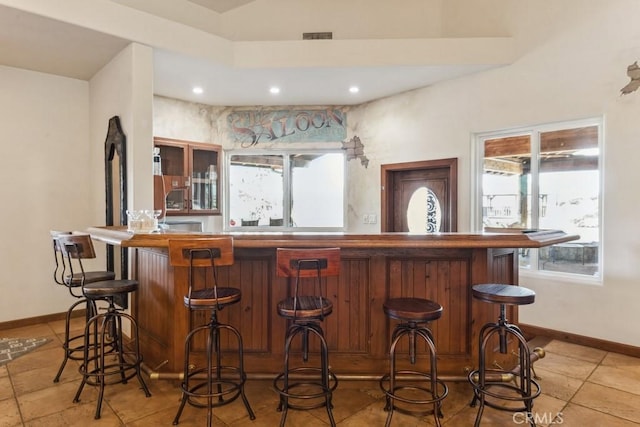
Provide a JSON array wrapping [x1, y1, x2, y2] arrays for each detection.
[[2, 318, 640, 426]]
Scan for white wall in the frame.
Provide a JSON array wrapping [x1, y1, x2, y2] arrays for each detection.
[[90, 42, 154, 218], [0, 66, 91, 322], [0, 42, 153, 323]]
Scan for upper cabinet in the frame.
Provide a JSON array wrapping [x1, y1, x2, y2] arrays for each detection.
[[153, 137, 221, 216]]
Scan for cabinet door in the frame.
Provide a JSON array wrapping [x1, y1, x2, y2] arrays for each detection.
[[153, 137, 220, 216], [154, 139, 189, 215], [189, 145, 219, 214], [157, 142, 188, 176]]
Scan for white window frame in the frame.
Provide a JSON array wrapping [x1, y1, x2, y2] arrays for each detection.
[[472, 117, 604, 282], [223, 149, 347, 232]]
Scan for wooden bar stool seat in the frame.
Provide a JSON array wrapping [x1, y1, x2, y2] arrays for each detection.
[[182, 287, 241, 307], [471, 283, 536, 305], [56, 233, 151, 420], [66, 270, 117, 285], [168, 238, 255, 427], [468, 284, 541, 427], [380, 297, 448, 427], [383, 297, 443, 323], [82, 279, 138, 297]]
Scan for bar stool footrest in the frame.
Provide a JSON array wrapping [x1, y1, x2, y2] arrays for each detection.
[[273, 366, 338, 410], [468, 372, 541, 412], [380, 369, 448, 413], [181, 365, 246, 408], [80, 354, 144, 387], [62, 332, 97, 362]]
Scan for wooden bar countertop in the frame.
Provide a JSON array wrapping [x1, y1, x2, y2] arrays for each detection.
[[88, 226, 578, 250]]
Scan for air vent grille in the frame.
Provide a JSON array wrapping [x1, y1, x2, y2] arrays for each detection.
[[303, 32, 333, 40]]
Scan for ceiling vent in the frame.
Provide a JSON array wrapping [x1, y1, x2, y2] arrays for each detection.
[[303, 32, 333, 40]]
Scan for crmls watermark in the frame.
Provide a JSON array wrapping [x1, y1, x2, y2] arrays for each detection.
[[513, 412, 564, 424]]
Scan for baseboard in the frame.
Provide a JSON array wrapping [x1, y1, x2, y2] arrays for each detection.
[[521, 323, 640, 358], [0, 310, 86, 331]]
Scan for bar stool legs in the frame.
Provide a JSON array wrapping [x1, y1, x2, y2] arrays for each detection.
[[468, 302, 541, 427], [53, 298, 97, 383], [167, 238, 254, 426], [273, 321, 338, 427], [173, 311, 255, 427], [73, 302, 151, 419], [380, 320, 448, 427], [273, 247, 340, 427]]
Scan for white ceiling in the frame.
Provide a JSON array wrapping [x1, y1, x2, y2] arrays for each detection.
[[0, 3, 501, 106], [0, 4, 130, 80], [186, 0, 256, 13]]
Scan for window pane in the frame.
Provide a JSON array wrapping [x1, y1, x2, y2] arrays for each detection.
[[229, 155, 283, 227], [538, 127, 599, 276], [482, 135, 532, 230], [291, 153, 344, 227], [407, 187, 442, 232], [482, 135, 532, 268]]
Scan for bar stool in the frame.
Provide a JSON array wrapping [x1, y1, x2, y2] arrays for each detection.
[[379, 297, 448, 427], [56, 233, 151, 419], [50, 231, 116, 383], [468, 284, 541, 427], [273, 248, 340, 427], [168, 238, 255, 427]]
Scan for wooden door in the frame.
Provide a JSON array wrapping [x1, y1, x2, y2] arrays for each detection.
[[381, 158, 457, 232]]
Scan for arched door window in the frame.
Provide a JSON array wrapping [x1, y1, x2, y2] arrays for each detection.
[[407, 187, 442, 232]]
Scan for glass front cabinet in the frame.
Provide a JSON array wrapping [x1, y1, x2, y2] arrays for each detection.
[[153, 137, 221, 216]]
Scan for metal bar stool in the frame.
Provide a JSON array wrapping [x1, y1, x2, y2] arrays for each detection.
[[50, 230, 116, 383], [168, 238, 255, 427], [379, 297, 448, 427], [56, 233, 151, 419], [273, 248, 340, 427], [468, 284, 541, 427]]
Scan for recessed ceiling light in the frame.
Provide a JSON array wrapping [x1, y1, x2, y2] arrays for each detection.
[[349, 86, 360, 93], [270, 86, 281, 94], [192, 86, 203, 94]]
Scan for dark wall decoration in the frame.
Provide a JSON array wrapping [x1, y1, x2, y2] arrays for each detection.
[[104, 116, 128, 289]]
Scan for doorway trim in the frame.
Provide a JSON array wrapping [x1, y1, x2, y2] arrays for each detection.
[[381, 158, 458, 232]]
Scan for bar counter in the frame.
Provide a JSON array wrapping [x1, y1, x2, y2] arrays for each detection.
[[88, 226, 577, 380]]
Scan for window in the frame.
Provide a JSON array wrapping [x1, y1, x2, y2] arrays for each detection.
[[226, 150, 345, 230], [475, 119, 602, 277]]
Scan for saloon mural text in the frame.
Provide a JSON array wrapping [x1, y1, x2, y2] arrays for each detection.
[[228, 109, 346, 146]]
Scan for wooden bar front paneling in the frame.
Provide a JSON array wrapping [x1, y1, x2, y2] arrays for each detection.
[[89, 227, 577, 378]]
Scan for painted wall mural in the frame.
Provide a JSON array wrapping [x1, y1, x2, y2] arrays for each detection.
[[342, 135, 369, 168], [228, 108, 346, 146], [621, 61, 640, 95]]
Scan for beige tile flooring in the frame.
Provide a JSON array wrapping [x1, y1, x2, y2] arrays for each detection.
[[2, 318, 640, 426]]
